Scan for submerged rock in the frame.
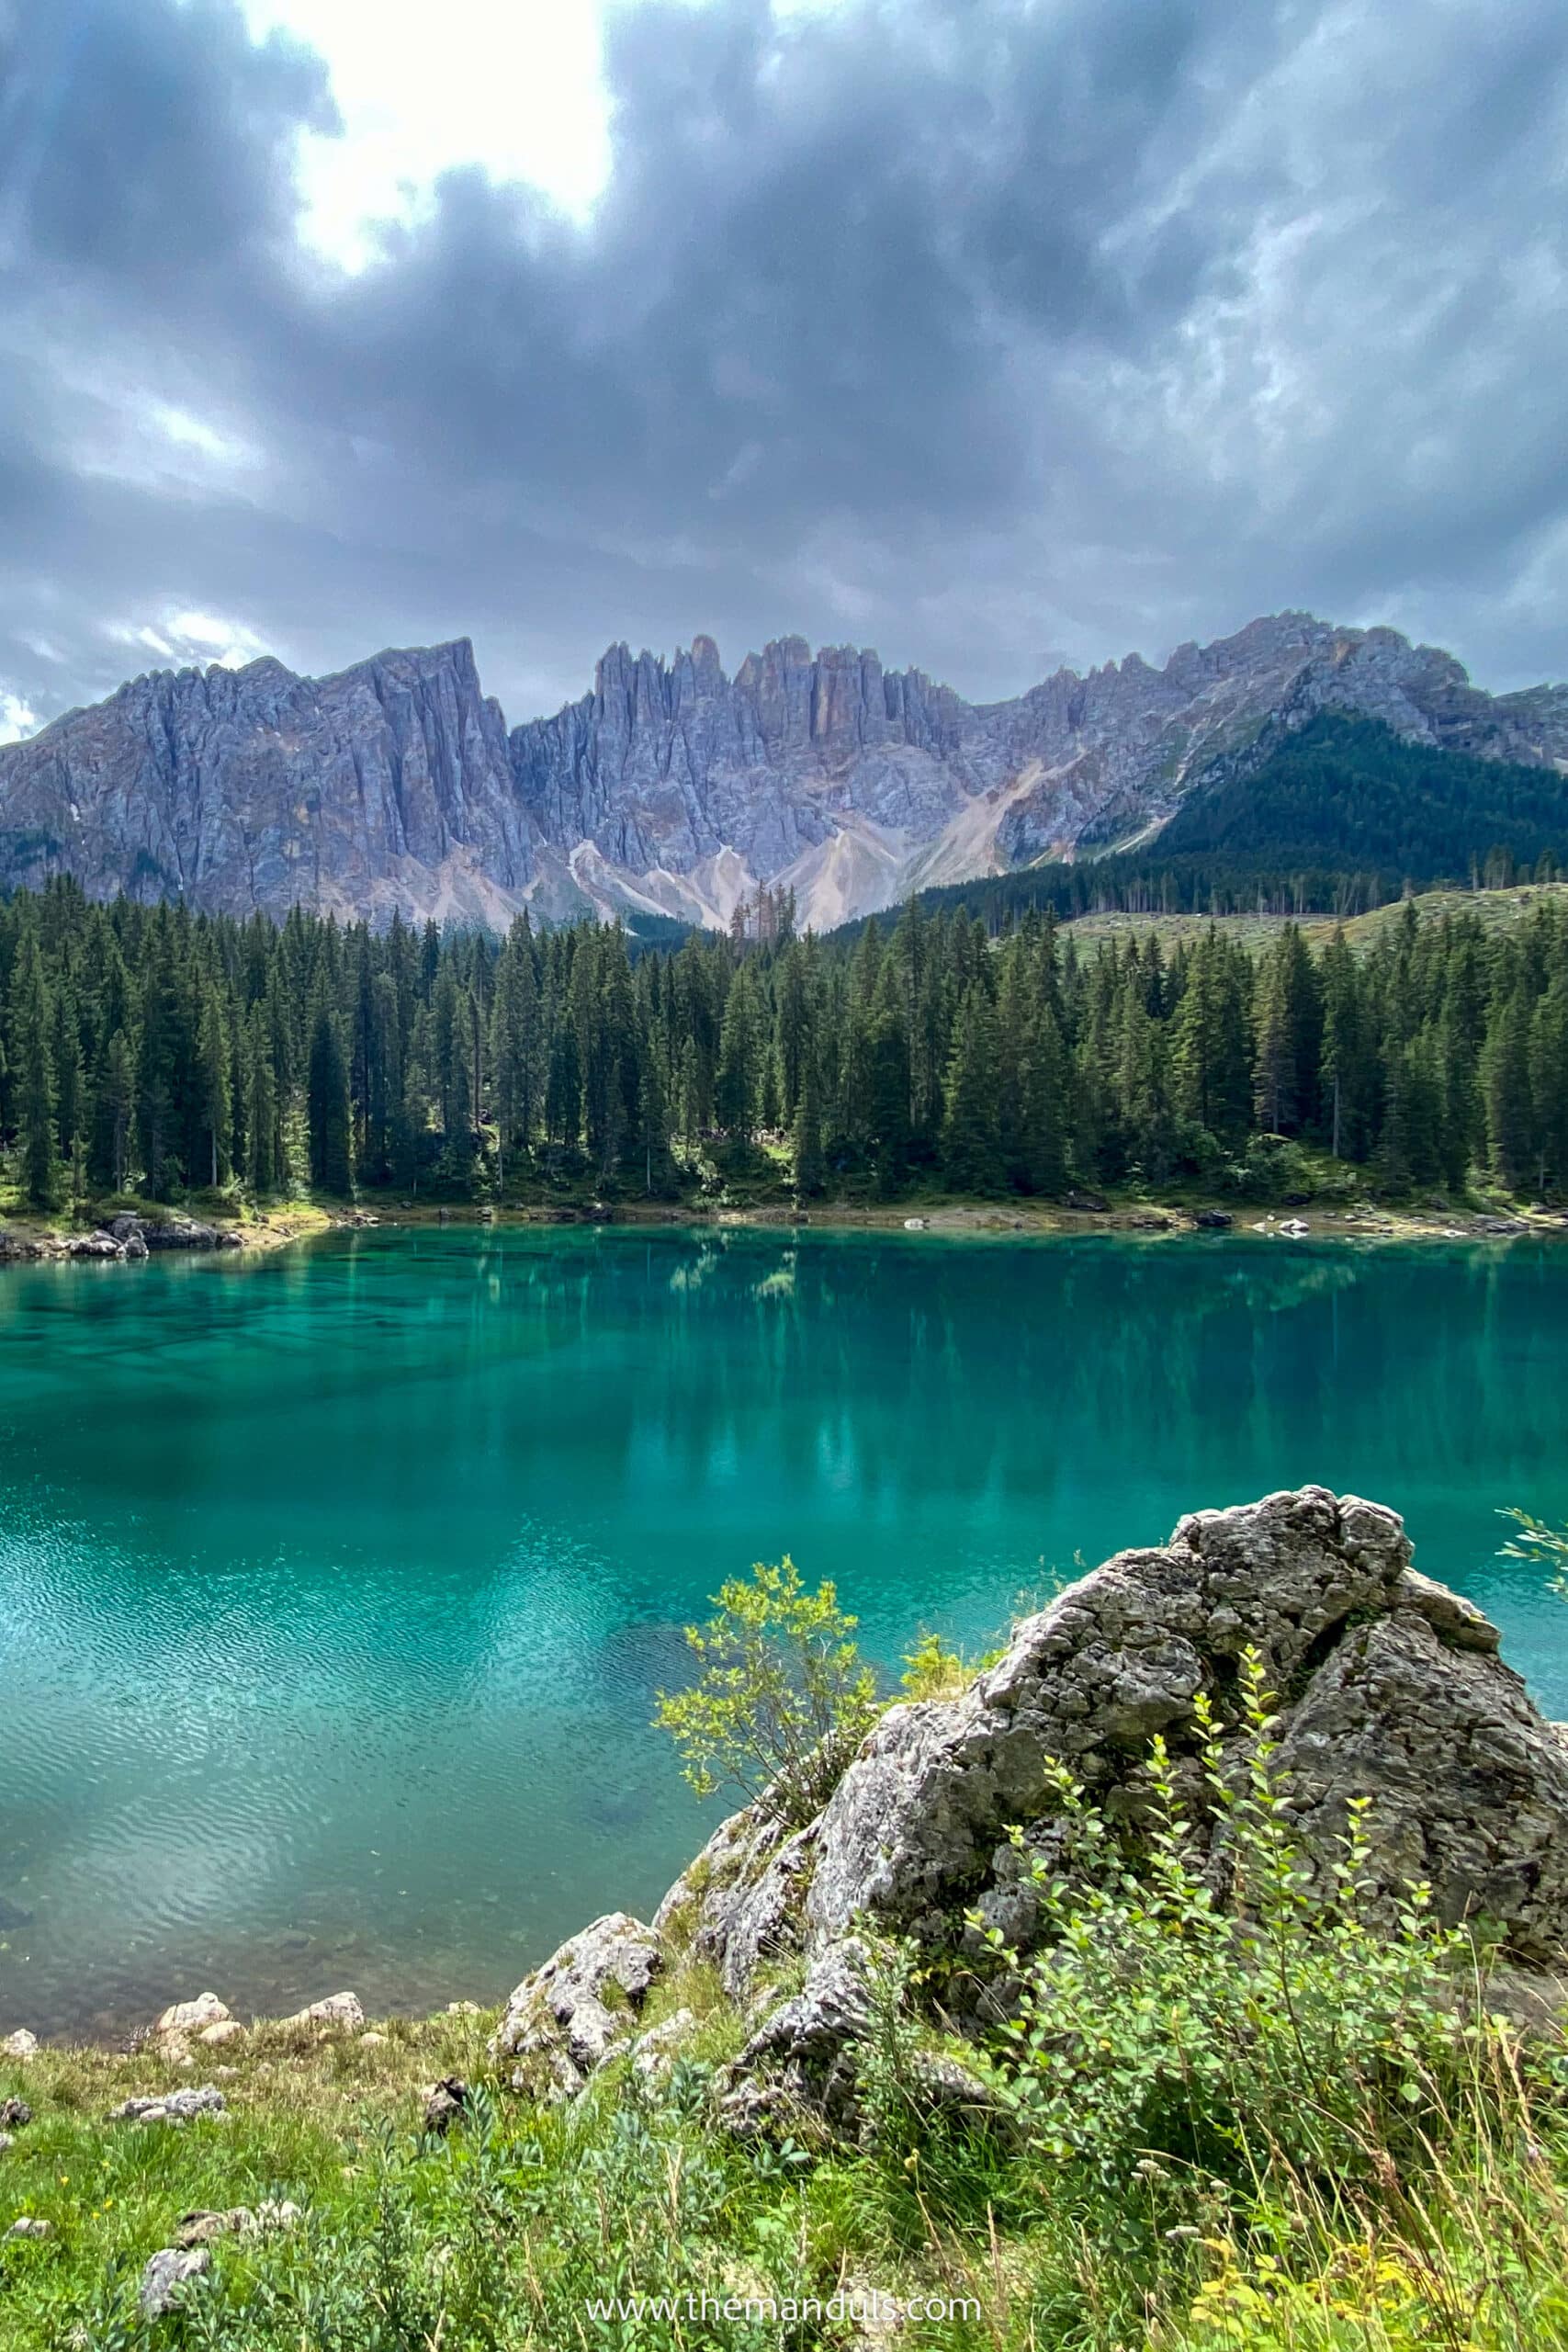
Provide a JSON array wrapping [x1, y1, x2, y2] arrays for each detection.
[[492, 1912, 661, 2098]]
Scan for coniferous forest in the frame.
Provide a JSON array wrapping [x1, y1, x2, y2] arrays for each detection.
[[1, 874, 1566, 1215]]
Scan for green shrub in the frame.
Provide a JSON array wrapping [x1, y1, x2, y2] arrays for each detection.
[[654, 1557, 879, 1824]]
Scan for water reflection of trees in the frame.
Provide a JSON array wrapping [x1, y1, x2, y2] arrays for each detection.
[[390, 1229, 1564, 1551]]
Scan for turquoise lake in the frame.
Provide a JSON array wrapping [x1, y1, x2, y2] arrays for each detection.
[[2, 1226, 1567, 2038]]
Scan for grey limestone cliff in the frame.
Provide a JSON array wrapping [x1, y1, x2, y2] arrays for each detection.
[[4, 616, 1565, 930]]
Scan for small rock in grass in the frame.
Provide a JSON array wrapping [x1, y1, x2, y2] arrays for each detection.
[[6, 2216, 51, 2239], [175, 2201, 299, 2246], [0, 2136, 11, 2154], [0, 2030, 38, 2060], [0, 2099, 30, 2129], [422, 2075, 473, 2135], [279, 1990, 364, 2033], [152, 1994, 231, 2040], [446, 2000, 481, 2017], [360, 2030, 389, 2047], [197, 2019, 245, 2047], [109, 2084, 226, 2125], [140, 2246, 210, 2318], [628, 2009, 696, 2084]]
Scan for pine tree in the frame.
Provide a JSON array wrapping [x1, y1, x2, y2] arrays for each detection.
[[307, 995, 354, 1193], [98, 1029, 136, 1194], [1482, 985, 1535, 1191], [792, 1056, 826, 1196], [941, 984, 1002, 1193], [1318, 930, 1366, 1160], [14, 938, 60, 1208], [864, 959, 911, 1193], [192, 973, 231, 1191], [51, 981, 86, 1203], [246, 1012, 280, 1195], [715, 960, 763, 1139], [1529, 971, 1568, 1194]]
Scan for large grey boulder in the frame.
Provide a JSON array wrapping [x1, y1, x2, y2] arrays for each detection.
[[491, 1912, 661, 2098], [807, 1487, 1418, 1948], [664, 1489, 1568, 2081]]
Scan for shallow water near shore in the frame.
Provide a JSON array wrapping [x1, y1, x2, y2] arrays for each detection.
[[2, 1225, 1566, 2039]]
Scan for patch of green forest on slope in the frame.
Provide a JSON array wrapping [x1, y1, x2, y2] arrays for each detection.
[[838, 713, 1568, 938]]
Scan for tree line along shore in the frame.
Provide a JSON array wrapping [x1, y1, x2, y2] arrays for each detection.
[[2, 875, 1566, 1231]]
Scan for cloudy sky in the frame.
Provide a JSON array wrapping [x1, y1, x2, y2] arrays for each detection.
[[1, 0, 1565, 744]]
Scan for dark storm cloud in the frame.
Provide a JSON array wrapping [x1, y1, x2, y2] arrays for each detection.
[[1, 0, 1565, 740]]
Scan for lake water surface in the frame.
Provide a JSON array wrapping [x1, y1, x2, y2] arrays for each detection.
[[3, 1226, 1567, 2036]]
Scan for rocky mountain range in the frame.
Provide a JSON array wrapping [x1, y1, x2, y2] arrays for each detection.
[[2, 614, 1564, 932]]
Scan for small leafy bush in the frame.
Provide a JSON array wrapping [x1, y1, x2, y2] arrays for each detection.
[[654, 1556, 879, 1823]]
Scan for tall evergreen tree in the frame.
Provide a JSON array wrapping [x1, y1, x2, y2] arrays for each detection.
[[941, 984, 1002, 1193], [307, 994, 354, 1193], [14, 937, 60, 1208]]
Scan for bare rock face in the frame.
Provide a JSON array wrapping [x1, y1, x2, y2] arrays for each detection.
[[5, 616, 1565, 931], [0, 641, 537, 930], [491, 1912, 661, 2098], [666, 1488, 1568, 2123], [720, 1939, 874, 2137]]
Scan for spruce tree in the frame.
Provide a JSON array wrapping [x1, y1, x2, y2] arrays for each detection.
[[15, 938, 60, 1208], [941, 984, 1002, 1193], [1529, 972, 1568, 1194], [307, 996, 354, 1193], [1482, 986, 1535, 1192], [792, 1056, 826, 1196]]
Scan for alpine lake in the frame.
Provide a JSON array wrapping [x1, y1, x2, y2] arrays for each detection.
[[2, 1224, 1566, 2039]]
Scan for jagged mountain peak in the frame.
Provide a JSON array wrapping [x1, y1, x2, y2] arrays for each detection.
[[1, 612, 1562, 932]]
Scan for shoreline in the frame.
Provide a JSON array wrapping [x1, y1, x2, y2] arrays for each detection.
[[4, 1191, 1565, 1263]]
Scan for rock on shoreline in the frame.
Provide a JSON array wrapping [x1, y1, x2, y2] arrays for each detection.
[[490, 1485, 1568, 2130], [0, 1211, 244, 1265]]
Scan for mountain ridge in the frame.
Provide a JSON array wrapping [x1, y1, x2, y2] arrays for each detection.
[[2, 613, 1564, 930]]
